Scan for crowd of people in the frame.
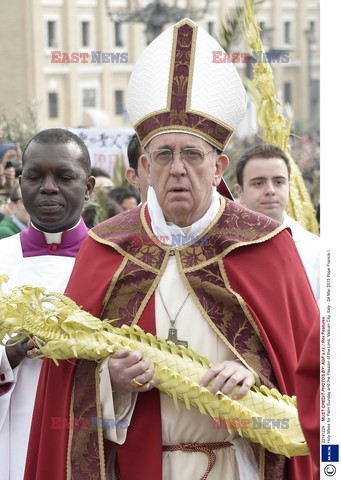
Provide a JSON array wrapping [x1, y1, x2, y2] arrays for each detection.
[[0, 131, 320, 237], [0, 17, 320, 480]]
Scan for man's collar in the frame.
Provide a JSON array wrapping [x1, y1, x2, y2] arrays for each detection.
[[31, 219, 82, 244], [20, 219, 88, 258]]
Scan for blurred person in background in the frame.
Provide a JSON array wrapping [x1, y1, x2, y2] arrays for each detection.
[[107, 185, 140, 211], [0, 144, 21, 210], [90, 167, 114, 189], [0, 183, 29, 239], [126, 133, 148, 203], [82, 167, 118, 228]]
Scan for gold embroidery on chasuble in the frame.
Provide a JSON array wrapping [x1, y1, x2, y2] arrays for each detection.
[[69, 361, 106, 480], [90, 199, 285, 390]]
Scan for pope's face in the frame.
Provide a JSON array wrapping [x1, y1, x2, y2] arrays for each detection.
[[235, 157, 289, 222], [141, 133, 228, 227]]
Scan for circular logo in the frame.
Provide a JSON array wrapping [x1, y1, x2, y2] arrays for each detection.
[[324, 464, 336, 476]]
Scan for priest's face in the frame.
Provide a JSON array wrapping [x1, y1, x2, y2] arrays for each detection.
[[20, 141, 95, 232], [141, 133, 228, 227]]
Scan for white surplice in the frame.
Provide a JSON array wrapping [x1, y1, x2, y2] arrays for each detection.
[[283, 213, 320, 303], [101, 189, 259, 480], [0, 233, 77, 480]]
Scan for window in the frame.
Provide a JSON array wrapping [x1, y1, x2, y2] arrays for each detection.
[[284, 82, 292, 104], [284, 21, 291, 44], [311, 79, 320, 102], [81, 21, 90, 48], [207, 21, 214, 36], [48, 92, 58, 118], [309, 20, 317, 43], [47, 20, 57, 48], [114, 21, 123, 47], [114, 90, 124, 115], [83, 89, 96, 108]]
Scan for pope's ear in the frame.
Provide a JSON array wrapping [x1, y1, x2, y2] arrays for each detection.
[[217, 154, 229, 174], [140, 154, 152, 184], [213, 154, 229, 186]]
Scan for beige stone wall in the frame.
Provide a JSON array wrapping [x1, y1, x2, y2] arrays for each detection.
[[0, 0, 319, 133]]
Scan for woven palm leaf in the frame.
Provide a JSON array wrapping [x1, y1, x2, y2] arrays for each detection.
[[242, 0, 319, 234], [0, 277, 308, 457]]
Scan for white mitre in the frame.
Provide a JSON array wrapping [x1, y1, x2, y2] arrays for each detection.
[[127, 18, 247, 152]]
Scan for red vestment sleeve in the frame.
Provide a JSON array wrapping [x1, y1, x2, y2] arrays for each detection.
[[296, 320, 320, 479], [224, 229, 319, 480]]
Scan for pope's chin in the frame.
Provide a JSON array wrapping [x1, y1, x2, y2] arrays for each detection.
[[163, 200, 193, 225]]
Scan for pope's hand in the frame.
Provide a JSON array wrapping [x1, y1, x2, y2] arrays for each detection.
[[200, 359, 255, 399], [108, 349, 159, 393], [6, 335, 45, 369]]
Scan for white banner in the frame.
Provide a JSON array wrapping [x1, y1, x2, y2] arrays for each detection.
[[70, 127, 134, 177]]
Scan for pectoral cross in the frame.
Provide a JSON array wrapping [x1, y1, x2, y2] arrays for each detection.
[[167, 327, 188, 347]]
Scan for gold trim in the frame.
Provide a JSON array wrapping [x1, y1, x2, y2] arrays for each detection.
[[135, 107, 168, 129], [185, 22, 197, 112], [183, 223, 287, 273], [141, 196, 285, 273], [188, 107, 235, 135], [174, 250, 258, 379], [138, 122, 231, 151], [167, 19, 179, 110], [95, 363, 106, 480], [89, 229, 159, 275], [133, 17, 236, 151], [140, 197, 226, 254], [174, 17, 198, 29], [66, 381, 75, 480], [134, 250, 171, 326], [101, 257, 128, 318], [218, 258, 261, 384]]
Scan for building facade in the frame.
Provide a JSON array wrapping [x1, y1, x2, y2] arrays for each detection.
[[0, 0, 319, 133]]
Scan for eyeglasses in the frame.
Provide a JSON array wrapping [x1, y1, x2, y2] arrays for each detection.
[[146, 148, 215, 167]]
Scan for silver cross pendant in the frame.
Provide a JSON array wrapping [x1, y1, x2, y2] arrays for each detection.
[[167, 327, 188, 347]]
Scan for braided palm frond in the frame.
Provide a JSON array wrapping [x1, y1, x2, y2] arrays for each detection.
[[0, 276, 308, 457], [242, 0, 319, 234]]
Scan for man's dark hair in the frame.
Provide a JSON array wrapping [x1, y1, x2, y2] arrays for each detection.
[[91, 167, 111, 178], [127, 133, 143, 170], [22, 128, 91, 175], [236, 143, 291, 186], [107, 185, 140, 205]]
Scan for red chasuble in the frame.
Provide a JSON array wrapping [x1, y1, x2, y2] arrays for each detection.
[[25, 200, 319, 480]]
